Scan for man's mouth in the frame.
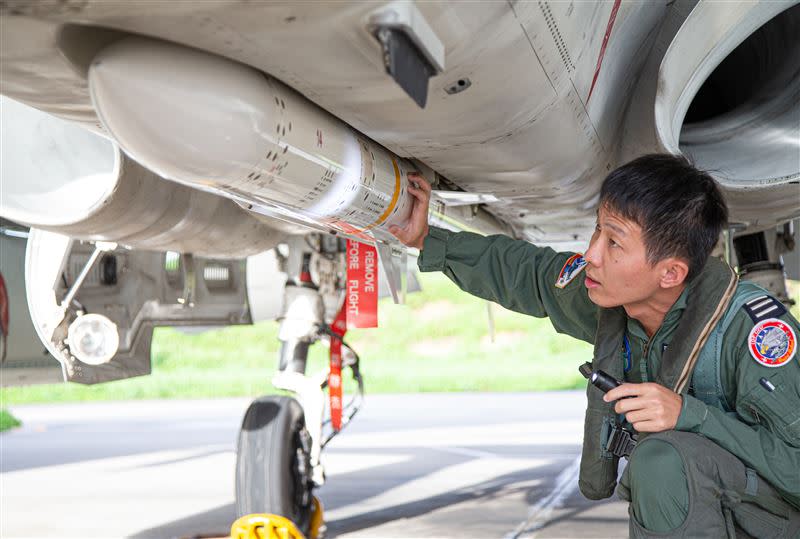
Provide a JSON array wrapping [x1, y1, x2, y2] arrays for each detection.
[[585, 274, 601, 289]]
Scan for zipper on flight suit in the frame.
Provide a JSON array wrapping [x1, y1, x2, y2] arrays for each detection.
[[749, 405, 761, 424], [641, 332, 658, 383], [640, 318, 670, 382], [628, 318, 667, 383], [642, 338, 652, 380]]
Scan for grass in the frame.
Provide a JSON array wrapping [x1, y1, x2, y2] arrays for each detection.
[[0, 409, 21, 432], [0, 272, 592, 405], [3, 275, 798, 407]]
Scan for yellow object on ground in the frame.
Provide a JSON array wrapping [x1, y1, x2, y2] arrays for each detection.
[[309, 497, 324, 539], [230, 513, 305, 539], [230, 497, 324, 539]]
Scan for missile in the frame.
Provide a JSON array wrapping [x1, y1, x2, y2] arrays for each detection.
[[88, 36, 414, 242]]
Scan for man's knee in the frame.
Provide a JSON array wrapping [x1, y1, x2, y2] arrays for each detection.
[[627, 434, 689, 533]]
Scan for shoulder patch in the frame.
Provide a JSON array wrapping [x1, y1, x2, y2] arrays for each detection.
[[742, 295, 787, 323], [748, 318, 796, 368], [555, 253, 587, 289]]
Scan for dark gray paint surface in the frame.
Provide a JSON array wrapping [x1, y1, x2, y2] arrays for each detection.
[[1, 393, 628, 538]]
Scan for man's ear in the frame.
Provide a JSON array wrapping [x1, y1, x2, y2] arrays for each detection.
[[659, 258, 689, 289]]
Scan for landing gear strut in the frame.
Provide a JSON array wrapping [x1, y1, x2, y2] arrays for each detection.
[[235, 234, 365, 535]]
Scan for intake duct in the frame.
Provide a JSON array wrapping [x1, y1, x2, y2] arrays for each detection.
[[655, 2, 800, 229]]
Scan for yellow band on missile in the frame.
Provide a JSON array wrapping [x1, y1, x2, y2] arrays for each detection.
[[363, 157, 402, 231]]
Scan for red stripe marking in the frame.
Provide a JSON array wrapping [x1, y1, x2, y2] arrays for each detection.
[[329, 300, 347, 432], [587, 0, 622, 104]]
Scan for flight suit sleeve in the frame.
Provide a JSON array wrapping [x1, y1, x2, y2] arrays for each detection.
[[675, 308, 800, 508], [417, 226, 598, 344]]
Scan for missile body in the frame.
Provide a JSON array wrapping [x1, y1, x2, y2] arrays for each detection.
[[89, 37, 414, 241]]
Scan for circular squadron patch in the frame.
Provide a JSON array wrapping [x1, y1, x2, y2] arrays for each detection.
[[748, 318, 796, 368]]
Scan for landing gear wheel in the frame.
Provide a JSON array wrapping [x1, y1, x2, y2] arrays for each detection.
[[236, 396, 314, 534]]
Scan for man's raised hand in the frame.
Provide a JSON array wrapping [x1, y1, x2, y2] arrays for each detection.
[[389, 172, 431, 250]]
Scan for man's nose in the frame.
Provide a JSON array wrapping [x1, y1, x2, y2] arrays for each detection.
[[584, 239, 600, 267]]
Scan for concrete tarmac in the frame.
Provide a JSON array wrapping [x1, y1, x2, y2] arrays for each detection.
[[1, 392, 629, 538]]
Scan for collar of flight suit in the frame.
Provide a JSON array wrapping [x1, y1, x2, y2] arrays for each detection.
[[625, 288, 689, 344]]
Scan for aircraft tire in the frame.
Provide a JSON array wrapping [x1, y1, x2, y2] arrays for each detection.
[[235, 395, 314, 533]]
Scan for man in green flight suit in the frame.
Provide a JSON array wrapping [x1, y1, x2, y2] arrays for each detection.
[[389, 154, 800, 538]]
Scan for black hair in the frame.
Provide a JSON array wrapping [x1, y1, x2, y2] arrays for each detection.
[[599, 153, 728, 280]]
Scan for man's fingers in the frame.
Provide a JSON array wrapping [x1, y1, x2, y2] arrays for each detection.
[[407, 184, 429, 203], [408, 172, 432, 193], [603, 383, 643, 402], [388, 224, 408, 241], [391, 229, 412, 245], [622, 409, 651, 424], [613, 397, 649, 415], [390, 173, 432, 250], [405, 188, 429, 221], [407, 181, 430, 199]]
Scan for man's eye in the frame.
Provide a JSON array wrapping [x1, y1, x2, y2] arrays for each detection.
[[609, 238, 618, 247]]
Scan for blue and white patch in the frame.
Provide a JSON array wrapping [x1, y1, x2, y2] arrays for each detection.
[[748, 318, 796, 368], [555, 253, 587, 289]]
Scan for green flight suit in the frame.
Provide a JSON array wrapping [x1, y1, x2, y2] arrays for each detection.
[[417, 226, 800, 536]]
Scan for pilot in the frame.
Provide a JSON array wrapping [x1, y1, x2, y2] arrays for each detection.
[[389, 154, 800, 537]]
